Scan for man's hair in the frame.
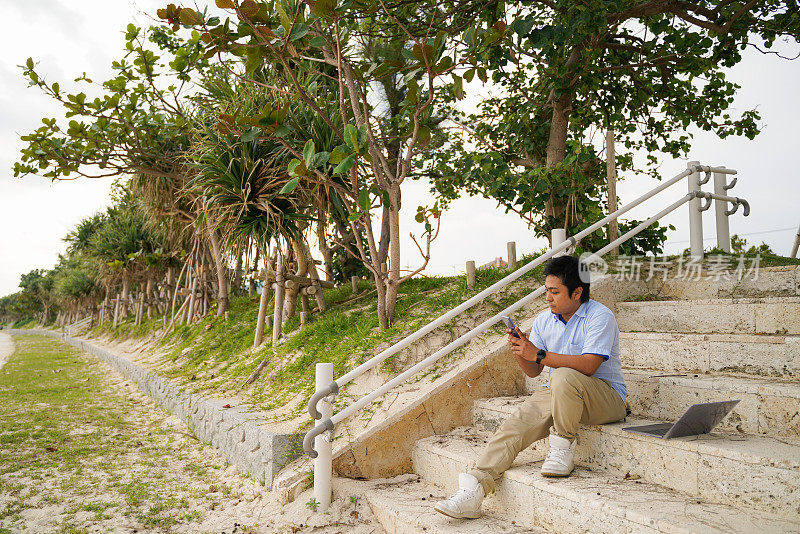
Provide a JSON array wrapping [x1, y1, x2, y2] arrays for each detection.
[[542, 255, 590, 303]]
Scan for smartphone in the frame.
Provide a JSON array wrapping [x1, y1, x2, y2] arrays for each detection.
[[501, 315, 520, 338]]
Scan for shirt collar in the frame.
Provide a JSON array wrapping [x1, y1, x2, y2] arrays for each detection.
[[552, 300, 590, 324]]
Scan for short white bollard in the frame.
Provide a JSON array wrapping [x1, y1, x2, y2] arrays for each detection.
[[314, 363, 333, 512], [551, 228, 567, 256]]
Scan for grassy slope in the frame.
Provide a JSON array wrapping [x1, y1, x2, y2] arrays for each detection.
[[87, 256, 549, 429], [81, 250, 799, 430]]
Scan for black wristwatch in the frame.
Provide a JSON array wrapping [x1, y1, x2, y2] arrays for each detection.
[[535, 349, 546, 365]]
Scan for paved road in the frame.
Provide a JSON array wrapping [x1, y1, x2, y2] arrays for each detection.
[[0, 331, 12, 370]]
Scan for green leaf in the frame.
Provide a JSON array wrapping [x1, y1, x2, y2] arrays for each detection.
[[313, 152, 330, 168], [329, 145, 350, 164], [358, 188, 369, 212], [273, 125, 292, 138], [280, 176, 300, 194], [348, 212, 362, 222], [464, 68, 475, 83], [308, 35, 327, 47], [333, 154, 356, 174], [290, 24, 310, 41], [312, 0, 336, 18], [241, 127, 262, 142], [416, 125, 431, 146], [344, 124, 359, 153], [453, 75, 465, 100], [303, 139, 315, 167], [215, 0, 234, 7], [179, 8, 202, 25]]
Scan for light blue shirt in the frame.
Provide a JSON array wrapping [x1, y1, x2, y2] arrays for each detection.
[[528, 299, 627, 403]]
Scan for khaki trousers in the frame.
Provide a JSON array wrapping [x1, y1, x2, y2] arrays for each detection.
[[469, 367, 626, 494]]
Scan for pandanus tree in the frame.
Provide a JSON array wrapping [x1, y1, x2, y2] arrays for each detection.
[[14, 25, 233, 317], [188, 68, 336, 343], [160, 0, 498, 328]]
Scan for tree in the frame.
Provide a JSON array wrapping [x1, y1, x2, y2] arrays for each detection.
[[162, 0, 496, 327], [421, 0, 799, 242], [14, 25, 233, 317]]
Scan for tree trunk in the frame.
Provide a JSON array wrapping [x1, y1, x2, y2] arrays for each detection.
[[145, 277, 154, 319], [120, 278, 130, 318], [303, 242, 327, 312], [282, 239, 306, 322], [606, 128, 619, 254], [384, 183, 402, 323], [209, 227, 229, 317], [249, 245, 260, 297], [232, 249, 244, 296], [272, 254, 285, 343], [253, 254, 272, 348]]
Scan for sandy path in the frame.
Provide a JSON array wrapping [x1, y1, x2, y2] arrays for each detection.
[[0, 331, 13, 370], [0, 333, 385, 533]]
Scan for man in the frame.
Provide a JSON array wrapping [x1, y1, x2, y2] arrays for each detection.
[[435, 255, 628, 519]]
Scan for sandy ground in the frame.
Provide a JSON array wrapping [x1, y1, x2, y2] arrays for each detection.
[[0, 331, 12, 371], [0, 334, 385, 533]]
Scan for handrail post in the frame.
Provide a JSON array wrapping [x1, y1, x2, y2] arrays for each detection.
[[314, 363, 333, 512], [688, 161, 704, 259], [791, 222, 800, 259], [551, 228, 567, 256], [713, 166, 731, 252]]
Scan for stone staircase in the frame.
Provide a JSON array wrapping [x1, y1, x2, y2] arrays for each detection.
[[362, 266, 800, 533]]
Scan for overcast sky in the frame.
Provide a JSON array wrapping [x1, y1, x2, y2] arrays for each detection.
[[1, 1, 799, 296]]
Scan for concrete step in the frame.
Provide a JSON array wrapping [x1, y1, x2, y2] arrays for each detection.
[[365, 473, 548, 534], [525, 369, 800, 438], [624, 369, 800, 438], [649, 265, 799, 300], [412, 430, 800, 533], [616, 296, 800, 335], [472, 397, 800, 518], [619, 332, 800, 378]]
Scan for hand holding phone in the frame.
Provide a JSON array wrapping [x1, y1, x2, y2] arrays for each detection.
[[501, 315, 520, 338]]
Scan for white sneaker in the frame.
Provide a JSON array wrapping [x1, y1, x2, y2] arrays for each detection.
[[434, 473, 485, 519], [541, 434, 576, 477]]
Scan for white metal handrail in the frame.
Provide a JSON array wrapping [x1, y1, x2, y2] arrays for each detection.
[[303, 162, 747, 511]]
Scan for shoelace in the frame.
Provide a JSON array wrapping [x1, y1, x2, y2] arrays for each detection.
[[545, 446, 570, 465], [448, 487, 477, 505]]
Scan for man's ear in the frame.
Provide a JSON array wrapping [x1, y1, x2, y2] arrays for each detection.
[[571, 286, 583, 302]]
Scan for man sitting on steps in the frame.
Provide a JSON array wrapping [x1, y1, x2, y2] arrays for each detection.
[[435, 255, 628, 519]]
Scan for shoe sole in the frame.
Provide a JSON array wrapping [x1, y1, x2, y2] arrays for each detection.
[[540, 470, 574, 477], [434, 505, 482, 519]]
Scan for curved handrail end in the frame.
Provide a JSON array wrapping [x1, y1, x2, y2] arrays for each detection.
[[303, 418, 334, 458], [307, 381, 339, 420]]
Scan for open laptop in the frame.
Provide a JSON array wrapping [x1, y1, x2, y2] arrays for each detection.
[[622, 400, 740, 439]]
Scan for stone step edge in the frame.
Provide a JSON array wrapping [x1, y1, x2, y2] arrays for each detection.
[[7, 329, 300, 487], [365, 473, 548, 534], [528, 368, 800, 398], [472, 397, 800, 469], [413, 434, 800, 534], [617, 296, 800, 306], [620, 331, 797, 343]]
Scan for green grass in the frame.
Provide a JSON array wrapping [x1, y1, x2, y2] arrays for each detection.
[[0, 335, 260, 532], [135, 254, 549, 424]]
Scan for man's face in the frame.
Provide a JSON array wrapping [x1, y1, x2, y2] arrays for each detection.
[[544, 274, 583, 317]]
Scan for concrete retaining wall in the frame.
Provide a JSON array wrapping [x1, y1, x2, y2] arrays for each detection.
[[7, 329, 301, 487]]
